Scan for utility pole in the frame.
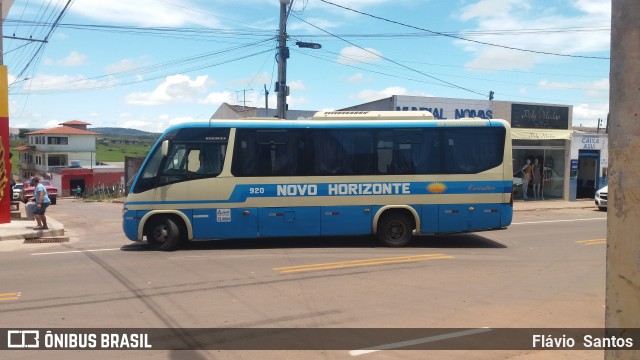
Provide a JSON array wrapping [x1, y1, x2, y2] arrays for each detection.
[[606, 1, 640, 359], [0, 0, 15, 225], [264, 84, 269, 116], [276, 0, 290, 119]]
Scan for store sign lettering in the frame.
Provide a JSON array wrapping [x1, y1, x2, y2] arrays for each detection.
[[521, 109, 562, 121], [396, 107, 493, 119], [581, 137, 600, 150], [511, 104, 569, 129]]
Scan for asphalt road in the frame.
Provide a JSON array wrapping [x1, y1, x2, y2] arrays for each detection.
[[0, 198, 608, 359]]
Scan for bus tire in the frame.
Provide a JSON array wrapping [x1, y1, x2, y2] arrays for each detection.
[[377, 212, 413, 247], [147, 216, 181, 251]]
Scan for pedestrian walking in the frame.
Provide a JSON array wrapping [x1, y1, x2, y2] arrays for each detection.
[[31, 177, 51, 230]]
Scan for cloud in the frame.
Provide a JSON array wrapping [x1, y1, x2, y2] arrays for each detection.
[[585, 78, 609, 99], [42, 51, 88, 68], [347, 73, 365, 84], [125, 74, 209, 105], [120, 115, 201, 133], [464, 47, 537, 71], [337, 46, 382, 65], [27, 74, 114, 91], [458, 0, 610, 70], [460, 0, 530, 21], [346, 72, 374, 84], [289, 80, 305, 91], [121, 120, 153, 129], [105, 58, 145, 74], [538, 78, 609, 99], [229, 72, 271, 88], [60, 51, 88, 67], [70, 0, 221, 27], [350, 86, 429, 102], [537, 80, 576, 90], [573, 102, 609, 127], [289, 17, 340, 32], [287, 95, 310, 108], [199, 91, 234, 105]]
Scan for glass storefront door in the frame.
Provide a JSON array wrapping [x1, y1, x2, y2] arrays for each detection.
[[513, 147, 566, 200]]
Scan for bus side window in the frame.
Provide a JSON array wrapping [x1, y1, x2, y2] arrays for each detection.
[[310, 129, 372, 176], [232, 131, 260, 176], [232, 129, 305, 177], [376, 131, 393, 175], [442, 128, 505, 174]]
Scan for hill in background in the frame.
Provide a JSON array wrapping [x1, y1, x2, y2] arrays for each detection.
[[90, 127, 160, 137]]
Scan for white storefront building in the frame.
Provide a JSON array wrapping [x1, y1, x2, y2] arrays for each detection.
[[340, 95, 574, 201]]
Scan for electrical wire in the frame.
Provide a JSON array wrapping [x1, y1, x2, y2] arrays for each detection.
[[290, 14, 487, 97], [319, 0, 609, 60], [10, 40, 275, 94]]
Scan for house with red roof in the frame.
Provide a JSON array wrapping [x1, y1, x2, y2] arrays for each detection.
[[16, 120, 99, 180], [15, 121, 125, 197]]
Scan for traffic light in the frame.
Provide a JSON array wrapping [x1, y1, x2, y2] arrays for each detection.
[[489, 91, 494, 100]]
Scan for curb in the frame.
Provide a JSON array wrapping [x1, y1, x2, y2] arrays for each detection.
[[0, 217, 65, 242]]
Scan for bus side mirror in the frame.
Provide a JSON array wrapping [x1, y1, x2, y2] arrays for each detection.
[[161, 140, 169, 157]]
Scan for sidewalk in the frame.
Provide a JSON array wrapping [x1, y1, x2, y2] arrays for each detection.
[[513, 198, 597, 211], [0, 199, 598, 242], [0, 202, 65, 242]]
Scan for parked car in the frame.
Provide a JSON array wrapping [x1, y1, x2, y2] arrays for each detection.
[[595, 185, 608, 211], [20, 178, 58, 205], [12, 183, 23, 201]]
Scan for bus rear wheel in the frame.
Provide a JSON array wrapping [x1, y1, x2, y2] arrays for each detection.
[[147, 216, 181, 251], [377, 213, 413, 247]]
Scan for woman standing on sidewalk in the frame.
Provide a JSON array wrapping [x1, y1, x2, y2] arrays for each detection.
[[31, 177, 51, 230]]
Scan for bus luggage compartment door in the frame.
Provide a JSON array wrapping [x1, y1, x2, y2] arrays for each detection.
[[438, 204, 501, 233], [192, 208, 258, 239], [321, 206, 372, 236], [258, 207, 320, 237]]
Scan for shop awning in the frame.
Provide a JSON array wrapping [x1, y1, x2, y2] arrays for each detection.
[[511, 128, 573, 140]]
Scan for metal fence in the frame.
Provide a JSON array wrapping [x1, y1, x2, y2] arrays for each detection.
[[83, 183, 125, 200]]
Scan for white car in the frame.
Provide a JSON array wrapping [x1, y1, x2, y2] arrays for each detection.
[[595, 185, 608, 211], [12, 183, 23, 201]]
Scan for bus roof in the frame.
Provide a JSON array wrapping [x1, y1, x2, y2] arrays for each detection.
[[163, 113, 509, 133], [313, 110, 434, 120]]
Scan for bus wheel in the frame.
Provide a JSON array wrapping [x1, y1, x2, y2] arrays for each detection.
[[147, 216, 181, 251], [377, 213, 412, 247]]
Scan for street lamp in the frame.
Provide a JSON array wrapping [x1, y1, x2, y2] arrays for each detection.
[[295, 41, 321, 50]]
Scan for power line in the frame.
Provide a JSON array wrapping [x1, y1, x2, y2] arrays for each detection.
[[290, 14, 486, 97], [319, 0, 610, 60], [14, 0, 76, 81]]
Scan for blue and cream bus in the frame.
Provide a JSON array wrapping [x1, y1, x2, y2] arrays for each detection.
[[123, 111, 513, 250]]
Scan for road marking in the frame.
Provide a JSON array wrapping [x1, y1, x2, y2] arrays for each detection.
[[274, 253, 453, 273], [576, 238, 607, 245], [31, 248, 121, 256], [349, 327, 492, 355], [0, 292, 21, 301], [512, 217, 606, 225]]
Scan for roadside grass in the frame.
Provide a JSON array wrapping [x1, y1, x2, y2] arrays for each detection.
[[96, 142, 152, 162]]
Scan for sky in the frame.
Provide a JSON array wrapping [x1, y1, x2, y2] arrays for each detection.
[[4, 0, 611, 133]]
